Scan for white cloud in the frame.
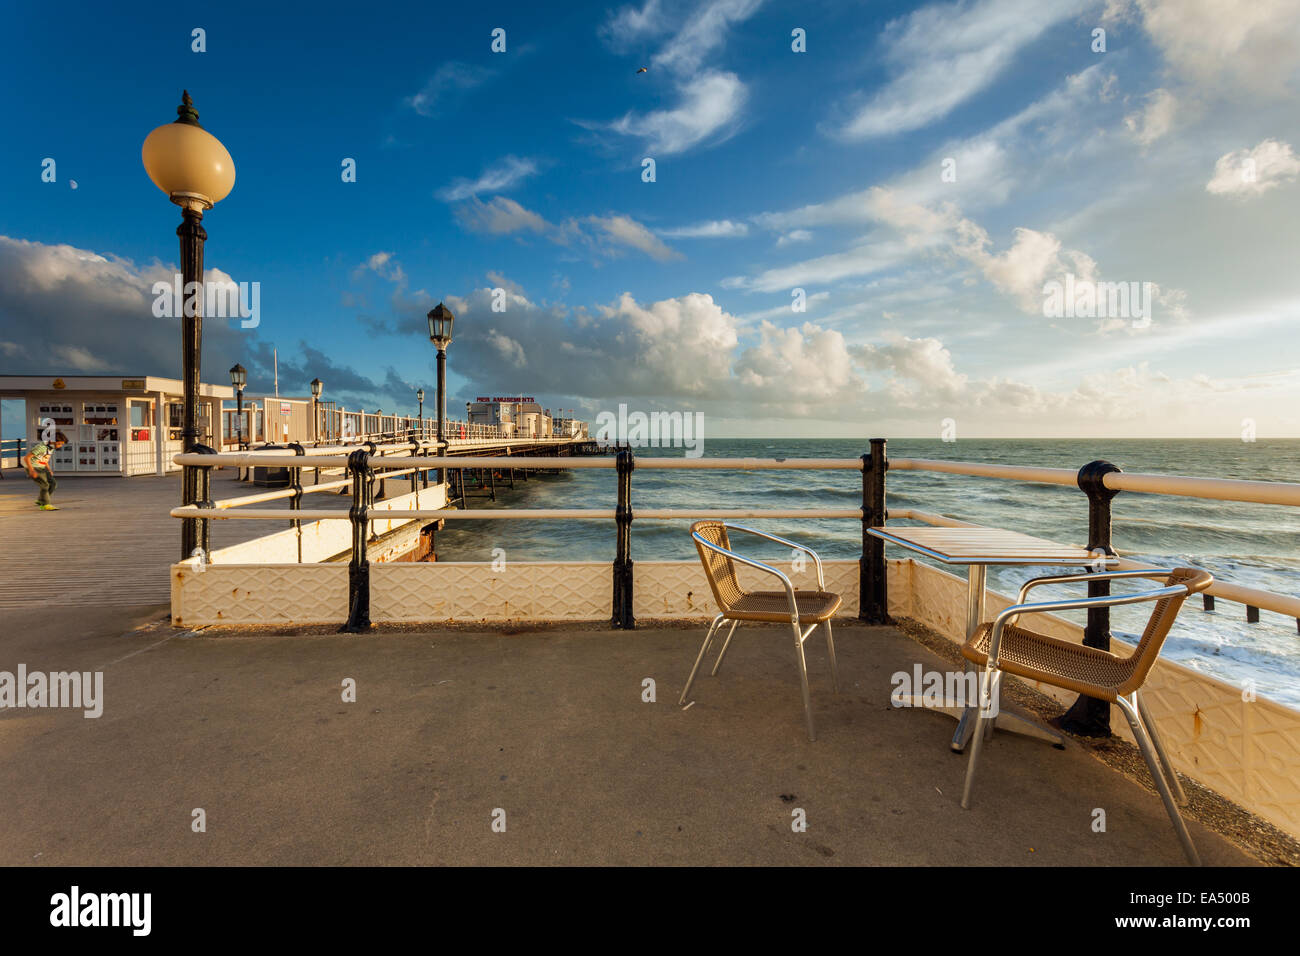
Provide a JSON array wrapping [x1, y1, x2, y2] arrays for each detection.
[[1131, 0, 1300, 95], [660, 219, 750, 239], [832, 0, 1087, 139], [776, 230, 813, 246], [737, 240, 915, 293], [50, 345, 109, 371], [0, 236, 251, 383], [437, 156, 538, 202], [651, 0, 763, 75], [735, 320, 863, 401], [607, 70, 748, 154], [855, 188, 1109, 315], [1124, 88, 1177, 147], [759, 64, 1116, 232], [599, 0, 668, 48], [407, 62, 490, 117], [418, 277, 1300, 434], [354, 251, 407, 285], [454, 197, 553, 236], [853, 334, 968, 404], [450, 201, 684, 263], [486, 329, 527, 367], [586, 215, 683, 261], [596, 0, 761, 155], [1206, 140, 1300, 197]]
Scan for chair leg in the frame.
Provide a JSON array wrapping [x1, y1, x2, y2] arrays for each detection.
[[710, 620, 740, 676], [792, 622, 815, 742], [1116, 694, 1201, 866], [679, 615, 723, 706], [961, 668, 1000, 809], [1136, 691, 1188, 807], [823, 618, 840, 693]]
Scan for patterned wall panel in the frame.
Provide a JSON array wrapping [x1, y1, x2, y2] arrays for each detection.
[[633, 560, 865, 619], [171, 563, 348, 627], [371, 561, 609, 623]]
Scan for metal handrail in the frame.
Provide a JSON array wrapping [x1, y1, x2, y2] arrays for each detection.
[[168, 448, 1300, 628], [181, 449, 1300, 507], [889, 457, 1300, 506]]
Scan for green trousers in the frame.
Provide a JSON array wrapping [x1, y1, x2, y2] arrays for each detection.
[[33, 467, 56, 506]]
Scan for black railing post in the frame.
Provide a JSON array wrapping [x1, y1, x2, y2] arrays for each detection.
[[288, 442, 305, 563], [860, 438, 889, 624], [341, 448, 372, 633], [1061, 459, 1123, 736], [612, 449, 635, 629], [190, 444, 217, 562], [409, 436, 420, 496]]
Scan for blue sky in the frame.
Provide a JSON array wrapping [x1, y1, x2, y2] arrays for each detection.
[[2, 0, 1299, 437]]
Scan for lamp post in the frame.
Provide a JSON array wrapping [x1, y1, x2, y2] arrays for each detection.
[[417, 388, 425, 441], [427, 303, 455, 484], [310, 377, 323, 442], [143, 91, 235, 560], [229, 363, 246, 450]]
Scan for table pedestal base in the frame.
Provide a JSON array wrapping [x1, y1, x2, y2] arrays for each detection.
[[895, 695, 1065, 751]]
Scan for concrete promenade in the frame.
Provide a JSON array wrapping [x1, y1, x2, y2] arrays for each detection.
[[0, 602, 1256, 866]]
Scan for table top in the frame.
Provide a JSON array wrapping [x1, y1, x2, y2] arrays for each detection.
[[868, 525, 1115, 566]]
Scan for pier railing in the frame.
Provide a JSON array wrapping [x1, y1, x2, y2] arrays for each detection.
[[172, 439, 1300, 637], [0, 437, 25, 473]]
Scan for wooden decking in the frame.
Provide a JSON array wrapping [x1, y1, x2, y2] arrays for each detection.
[[0, 436, 597, 611], [0, 468, 350, 609]]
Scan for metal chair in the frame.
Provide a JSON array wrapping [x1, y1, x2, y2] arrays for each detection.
[[959, 567, 1214, 865], [680, 520, 843, 741]]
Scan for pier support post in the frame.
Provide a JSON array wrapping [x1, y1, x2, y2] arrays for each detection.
[[612, 449, 635, 629], [1061, 459, 1123, 736], [289, 443, 304, 563], [341, 448, 373, 633], [860, 438, 889, 624]]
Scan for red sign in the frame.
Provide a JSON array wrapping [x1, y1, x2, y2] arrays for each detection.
[[475, 396, 535, 404]]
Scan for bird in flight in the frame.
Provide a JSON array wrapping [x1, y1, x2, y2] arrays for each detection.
[[636, 67, 647, 73]]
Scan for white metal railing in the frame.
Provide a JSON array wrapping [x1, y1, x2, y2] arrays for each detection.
[[169, 448, 1300, 630], [888, 457, 1300, 506]]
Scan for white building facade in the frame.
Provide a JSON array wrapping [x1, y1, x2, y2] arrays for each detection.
[[0, 374, 232, 476]]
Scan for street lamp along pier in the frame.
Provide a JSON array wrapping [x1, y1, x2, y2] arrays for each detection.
[[427, 303, 454, 484], [142, 90, 235, 561]]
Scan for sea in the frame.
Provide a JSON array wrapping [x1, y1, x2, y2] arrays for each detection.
[[434, 438, 1300, 711]]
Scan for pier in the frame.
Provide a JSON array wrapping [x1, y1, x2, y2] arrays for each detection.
[[3, 439, 1300, 866]]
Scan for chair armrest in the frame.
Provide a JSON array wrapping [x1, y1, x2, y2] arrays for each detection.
[[1016, 568, 1171, 603], [723, 523, 825, 589], [692, 530, 801, 623], [986, 582, 1191, 669]]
